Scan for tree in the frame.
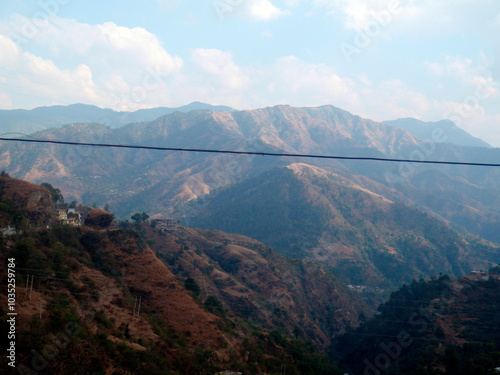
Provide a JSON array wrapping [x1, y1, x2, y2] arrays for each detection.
[[0, 170, 10, 177], [131, 212, 149, 224], [131, 213, 142, 224], [104, 203, 110, 212], [69, 200, 77, 208], [41, 183, 64, 206], [204, 295, 225, 316], [185, 278, 200, 296]]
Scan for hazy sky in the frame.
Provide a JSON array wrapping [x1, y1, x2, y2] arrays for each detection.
[[0, 0, 499, 145]]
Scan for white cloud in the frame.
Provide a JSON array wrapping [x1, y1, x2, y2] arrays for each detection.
[[263, 56, 359, 107], [212, 0, 288, 21], [191, 49, 250, 90], [358, 79, 432, 120], [96, 22, 182, 74], [466, 113, 500, 147], [315, 0, 412, 31], [21, 52, 103, 102], [425, 56, 499, 98], [0, 89, 14, 109], [0, 34, 21, 67], [248, 0, 290, 20], [426, 56, 472, 76], [4, 15, 183, 78], [315, 0, 500, 37], [283, 0, 300, 6], [0, 16, 183, 109]]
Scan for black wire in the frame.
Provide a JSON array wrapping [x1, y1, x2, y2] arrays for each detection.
[[1, 137, 500, 167]]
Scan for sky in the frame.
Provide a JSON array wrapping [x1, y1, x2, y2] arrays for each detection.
[[0, 0, 499, 145]]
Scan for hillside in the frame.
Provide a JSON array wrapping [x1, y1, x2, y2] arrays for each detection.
[[138, 223, 367, 349], [0, 177, 362, 374], [0, 104, 421, 212], [186, 164, 500, 291], [1, 104, 500, 245], [334, 273, 500, 374], [0, 175, 54, 227]]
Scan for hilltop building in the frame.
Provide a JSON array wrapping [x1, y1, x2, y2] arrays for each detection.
[[154, 219, 178, 231], [57, 208, 82, 227]]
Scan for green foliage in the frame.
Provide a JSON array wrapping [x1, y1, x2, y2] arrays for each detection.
[[52, 224, 81, 248], [184, 277, 200, 296], [11, 237, 35, 265], [204, 295, 225, 316], [189, 168, 329, 258], [490, 266, 500, 274], [41, 182, 64, 205], [131, 212, 149, 224], [334, 276, 500, 375], [95, 309, 114, 329]]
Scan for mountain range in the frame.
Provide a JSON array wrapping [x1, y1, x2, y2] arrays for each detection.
[[1, 103, 499, 296], [1, 171, 499, 374], [2, 98, 500, 373], [0, 102, 233, 135]]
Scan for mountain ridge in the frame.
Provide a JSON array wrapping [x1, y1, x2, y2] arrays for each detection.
[[0, 102, 234, 135], [384, 117, 491, 148], [1, 104, 500, 245], [186, 164, 500, 293]]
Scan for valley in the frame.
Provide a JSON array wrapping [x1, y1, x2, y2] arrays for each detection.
[[1, 103, 499, 374]]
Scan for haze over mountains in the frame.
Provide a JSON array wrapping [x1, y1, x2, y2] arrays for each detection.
[[0, 102, 234, 135], [1, 103, 500, 374], [1, 103, 499, 288], [384, 118, 492, 148]]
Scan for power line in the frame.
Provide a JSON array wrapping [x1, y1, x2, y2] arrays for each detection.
[[1, 136, 500, 167]]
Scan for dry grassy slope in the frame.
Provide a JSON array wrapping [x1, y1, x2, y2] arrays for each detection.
[[0, 226, 236, 369], [0, 176, 52, 210], [79, 227, 232, 353], [433, 275, 500, 344], [232, 105, 420, 155], [0, 176, 54, 225], [141, 223, 367, 350]]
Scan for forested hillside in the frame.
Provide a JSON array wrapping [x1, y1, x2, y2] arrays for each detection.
[[334, 273, 500, 374], [187, 165, 500, 290]]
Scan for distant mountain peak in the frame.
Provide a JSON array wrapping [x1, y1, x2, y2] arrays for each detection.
[[385, 117, 491, 148]]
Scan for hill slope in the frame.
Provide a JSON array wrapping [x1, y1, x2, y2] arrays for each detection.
[[334, 273, 500, 375], [2, 104, 500, 245], [186, 164, 500, 290], [139, 223, 367, 349], [0, 176, 362, 374]]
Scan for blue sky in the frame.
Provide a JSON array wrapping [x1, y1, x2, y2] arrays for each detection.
[[0, 0, 499, 145]]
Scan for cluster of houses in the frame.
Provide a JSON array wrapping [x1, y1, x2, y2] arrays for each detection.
[[56, 208, 82, 227], [1, 208, 83, 236], [153, 218, 178, 231]]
